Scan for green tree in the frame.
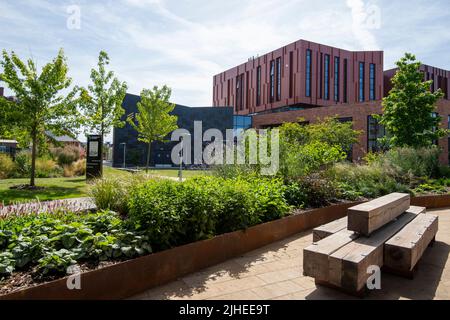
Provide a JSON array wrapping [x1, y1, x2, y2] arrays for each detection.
[[127, 85, 178, 172], [378, 53, 446, 147], [0, 49, 81, 187], [81, 51, 127, 142]]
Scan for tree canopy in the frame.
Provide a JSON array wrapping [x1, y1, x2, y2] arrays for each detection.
[[378, 53, 446, 147]]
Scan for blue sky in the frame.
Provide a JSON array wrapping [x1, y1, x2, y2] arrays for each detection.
[[1, 0, 450, 140]]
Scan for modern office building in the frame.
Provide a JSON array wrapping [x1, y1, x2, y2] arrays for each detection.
[[113, 93, 235, 168], [212, 39, 450, 164]]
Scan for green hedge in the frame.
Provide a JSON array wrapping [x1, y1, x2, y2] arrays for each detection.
[[127, 176, 291, 250]]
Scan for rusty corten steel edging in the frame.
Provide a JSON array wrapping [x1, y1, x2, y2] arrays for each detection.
[[1, 194, 449, 300]]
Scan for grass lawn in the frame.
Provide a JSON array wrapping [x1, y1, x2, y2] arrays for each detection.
[[0, 167, 208, 204]]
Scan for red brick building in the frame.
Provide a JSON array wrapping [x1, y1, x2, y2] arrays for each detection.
[[212, 39, 450, 165]]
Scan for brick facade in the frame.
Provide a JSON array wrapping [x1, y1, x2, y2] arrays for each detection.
[[252, 99, 450, 165]]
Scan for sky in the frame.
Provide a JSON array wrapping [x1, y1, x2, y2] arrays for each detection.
[[1, 0, 450, 142]]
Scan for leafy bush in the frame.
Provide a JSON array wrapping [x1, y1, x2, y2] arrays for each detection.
[[63, 159, 86, 177], [413, 182, 447, 195], [0, 211, 151, 278], [127, 176, 290, 250], [0, 154, 16, 179], [14, 150, 31, 177], [89, 177, 132, 214], [35, 158, 61, 178], [327, 162, 410, 199], [287, 173, 340, 208], [372, 147, 440, 180], [51, 145, 81, 166], [10, 151, 62, 178]]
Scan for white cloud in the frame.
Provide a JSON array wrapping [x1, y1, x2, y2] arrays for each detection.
[[1, 0, 449, 142]]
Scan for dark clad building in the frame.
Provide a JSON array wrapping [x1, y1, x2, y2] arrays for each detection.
[[113, 93, 234, 168]]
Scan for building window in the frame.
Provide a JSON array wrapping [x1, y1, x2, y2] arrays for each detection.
[[334, 57, 340, 102], [289, 51, 294, 98], [431, 74, 435, 92], [359, 62, 365, 102], [227, 79, 230, 106], [369, 63, 376, 100], [324, 54, 330, 100], [343, 58, 348, 103], [319, 53, 323, 99], [246, 71, 250, 109], [256, 66, 261, 106], [233, 115, 253, 137], [368, 115, 386, 152], [276, 57, 282, 101], [306, 49, 312, 97], [235, 76, 240, 112], [270, 60, 275, 102]]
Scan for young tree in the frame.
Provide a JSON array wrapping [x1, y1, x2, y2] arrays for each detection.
[[81, 51, 127, 142], [127, 85, 178, 172], [0, 49, 81, 187], [378, 53, 446, 147]]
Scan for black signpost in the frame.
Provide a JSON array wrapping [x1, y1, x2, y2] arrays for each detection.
[[86, 135, 103, 180]]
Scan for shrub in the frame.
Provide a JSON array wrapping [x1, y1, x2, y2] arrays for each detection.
[[374, 147, 440, 180], [0, 211, 152, 278], [327, 162, 410, 199], [0, 154, 16, 179], [89, 177, 132, 214], [35, 158, 61, 178], [63, 159, 86, 177], [292, 173, 340, 207], [51, 145, 80, 166], [13, 150, 31, 177], [127, 176, 291, 250]]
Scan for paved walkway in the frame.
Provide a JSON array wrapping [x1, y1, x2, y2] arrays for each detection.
[[131, 208, 450, 300]]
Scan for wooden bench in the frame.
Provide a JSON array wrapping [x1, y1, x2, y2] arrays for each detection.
[[303, 229, 358, 281], [348, 193, 410, 236], [312, 217, 347, 242], [384, 214, 438, 278], [327, 206, 424, 292]]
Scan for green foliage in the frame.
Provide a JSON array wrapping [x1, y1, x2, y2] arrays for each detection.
[[127, 176, 290, 251], [80, 51, 128, 138], [286, 173, 339, 208], [0, 154, 16, 179], [372, 146, 440, 179], [127, 86, 178, 171], [51, 145, 81, 166], [89, 177, 132, 214], [9, 151, 62, 178], [277, 119, 359, 180], [0, 48, 82, 186], [413, 182, 447, 195], [0, 211, 151, 278], [378, 53, 447, 147], [327, 162, 411, 199]]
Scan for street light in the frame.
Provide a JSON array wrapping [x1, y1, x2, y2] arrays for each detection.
[[178, 133, 191, 182], [120, 142, 126, 168]]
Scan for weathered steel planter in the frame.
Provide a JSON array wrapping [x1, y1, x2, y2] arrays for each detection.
[[1, 194, 449, 300]]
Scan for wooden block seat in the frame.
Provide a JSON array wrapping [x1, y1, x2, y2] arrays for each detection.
[[348, 193, 410, 236], [384, 214, 438, 277], [313, 217, 347, 242]]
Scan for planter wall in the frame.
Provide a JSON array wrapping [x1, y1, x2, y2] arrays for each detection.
[[2, 194, 449, 300]]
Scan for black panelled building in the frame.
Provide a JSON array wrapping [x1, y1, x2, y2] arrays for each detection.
[[113, 93, 235, 168]]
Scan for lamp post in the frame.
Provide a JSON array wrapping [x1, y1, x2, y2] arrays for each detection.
[[120, 142, 126, 168], [178, 134, 190, 182]]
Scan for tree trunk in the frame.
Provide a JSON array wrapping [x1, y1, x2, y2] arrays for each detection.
[[30, 128, 37, 187], [146, 142, 151, 173]]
